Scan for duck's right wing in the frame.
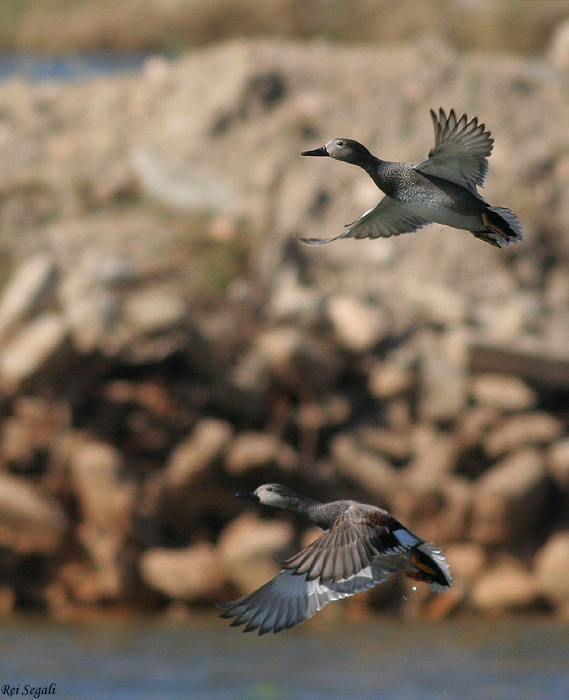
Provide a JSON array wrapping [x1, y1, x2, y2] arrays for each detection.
[[414, 108, 494, 192], [300, 196, 431, 245], [218, 565, 386, 635]]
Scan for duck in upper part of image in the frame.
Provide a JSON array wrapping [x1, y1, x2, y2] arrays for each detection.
[[301, 108, 522, 248], [218, 484, 451, 635]]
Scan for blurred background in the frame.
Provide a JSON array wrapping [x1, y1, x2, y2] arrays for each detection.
[[0, 1, 569, 698]]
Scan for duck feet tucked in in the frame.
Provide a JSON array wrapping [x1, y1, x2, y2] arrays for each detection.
[[218, 484, 451, 635], [300, 108, 522, 248]]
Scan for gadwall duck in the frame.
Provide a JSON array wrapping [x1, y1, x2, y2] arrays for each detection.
[[219, 484, 451, 635], [301, 108, 522, 248]]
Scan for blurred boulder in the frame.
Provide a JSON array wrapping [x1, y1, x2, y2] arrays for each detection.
[[0, 313, 67, 392], [547, 438, 569, 491], [0, 473, 66, 554], [470, 448, 551, 547], [418, 328, 468, 422], [327, 296, 387, 353], [69, 437, 134, 529], [218, 511, 293, 593], [443, 542, 486, 583], [470, 373, 537, 412], [256, 327, 342, 392], [122, 288, 187, 335], [548, 19, 569, 70], [357, 426, 412, 462], [331, 433, 397, 500], [226, 431, 296, 474], [140, 543, 229, 600], [77, 523, 124, 600], [535, 531, 569, 612], [471, 561, 540, 612], [368, 360, 413, 399], [404, 425, 458, 489], [483, 412, 564, 458], [164, 418, 233, 487], [0, 253, 56, 343]]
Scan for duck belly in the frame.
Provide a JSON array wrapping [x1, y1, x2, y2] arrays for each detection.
[[404, 197, 484, 231], [397, 173, 487, 231]]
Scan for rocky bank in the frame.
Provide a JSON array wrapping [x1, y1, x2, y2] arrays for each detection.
[[1, 36, 569, 623]]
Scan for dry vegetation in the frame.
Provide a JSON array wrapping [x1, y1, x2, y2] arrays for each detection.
[[0, 0, 568, 55]]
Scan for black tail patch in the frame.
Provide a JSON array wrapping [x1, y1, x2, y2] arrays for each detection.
[[472, 206, 523, 248]]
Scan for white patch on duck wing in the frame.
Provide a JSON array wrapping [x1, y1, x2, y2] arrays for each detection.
[[219, 566, 385, 635]]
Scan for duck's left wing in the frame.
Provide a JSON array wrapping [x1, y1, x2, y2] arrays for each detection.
[[301, 196, 430, 245], [414, 108, 494, 192], [218, 566, 385, 635]]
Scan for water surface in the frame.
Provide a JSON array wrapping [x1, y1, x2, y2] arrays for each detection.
[[0, 614, 567, 700]]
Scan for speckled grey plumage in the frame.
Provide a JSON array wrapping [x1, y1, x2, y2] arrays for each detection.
[[219, 484, 451, 635], [301, 108, 522, 248]]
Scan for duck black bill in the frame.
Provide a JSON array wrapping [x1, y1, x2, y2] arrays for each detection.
[[301, 146, 328, 156], [236, 492, 259, 500]]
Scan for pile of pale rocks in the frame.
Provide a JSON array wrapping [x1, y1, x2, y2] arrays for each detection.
[[2, 34, 569, 623], [1, 244, 569, 623]]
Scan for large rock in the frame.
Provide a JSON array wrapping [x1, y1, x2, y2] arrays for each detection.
[[357, 426, 412, 462], [330, 433, 398, 500], [0, 473, 66, 554], [470, 373, 537, 412], [471, 561, 540, 612], [218, 511, 293, 593], [443, 542, 486, 583], [164, 418, 233, 486], [483, 412, 564, 459], [225, 431, 296, 474], [0, 313, 67, 391], [548, 19, 569, 70], [122, 288, 187, 335], [267, 264, 323, 324], [393, 477, 472, 542], [327, 295, 387, 353], [140, 543, 229, 600], [547, 438, 569, 490], [418, 328, 468, 422], [0, 397, 61, 469], [368, 360, 413, 399], [256, 327, 341, 392], [455, 405, 500, 450], [470, 448, 552, 547], [77, 523, 124, 599], [68, 438, 134, 529], [0, 253, 57, 343], [405, 425, 458, 487], [535, 531, 569, 611]]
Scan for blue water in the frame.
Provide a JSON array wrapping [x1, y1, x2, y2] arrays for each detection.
[[0, 52, 149, 83], [0, 614, 567, 700]]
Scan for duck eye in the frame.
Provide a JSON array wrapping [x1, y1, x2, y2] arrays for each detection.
[[336, 141, 344, 147]]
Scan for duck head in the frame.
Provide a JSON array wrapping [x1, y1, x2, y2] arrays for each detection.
[[236, 483, 300, 509], [302, 138, 372, 165]]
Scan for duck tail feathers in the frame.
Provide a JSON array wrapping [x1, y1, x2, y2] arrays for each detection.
[[408, 543, 452, 592], [472, 206, 523, 247]]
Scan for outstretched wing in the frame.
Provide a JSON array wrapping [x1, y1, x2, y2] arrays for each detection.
[[282, 507, 419, 583], [218, 565, 387, 635], [414, 108, 494, 192], [301, 196, 430, 245]]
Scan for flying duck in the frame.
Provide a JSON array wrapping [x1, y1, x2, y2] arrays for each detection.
[[219, 484, 451, 634], [301, 108, 522, 248]]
